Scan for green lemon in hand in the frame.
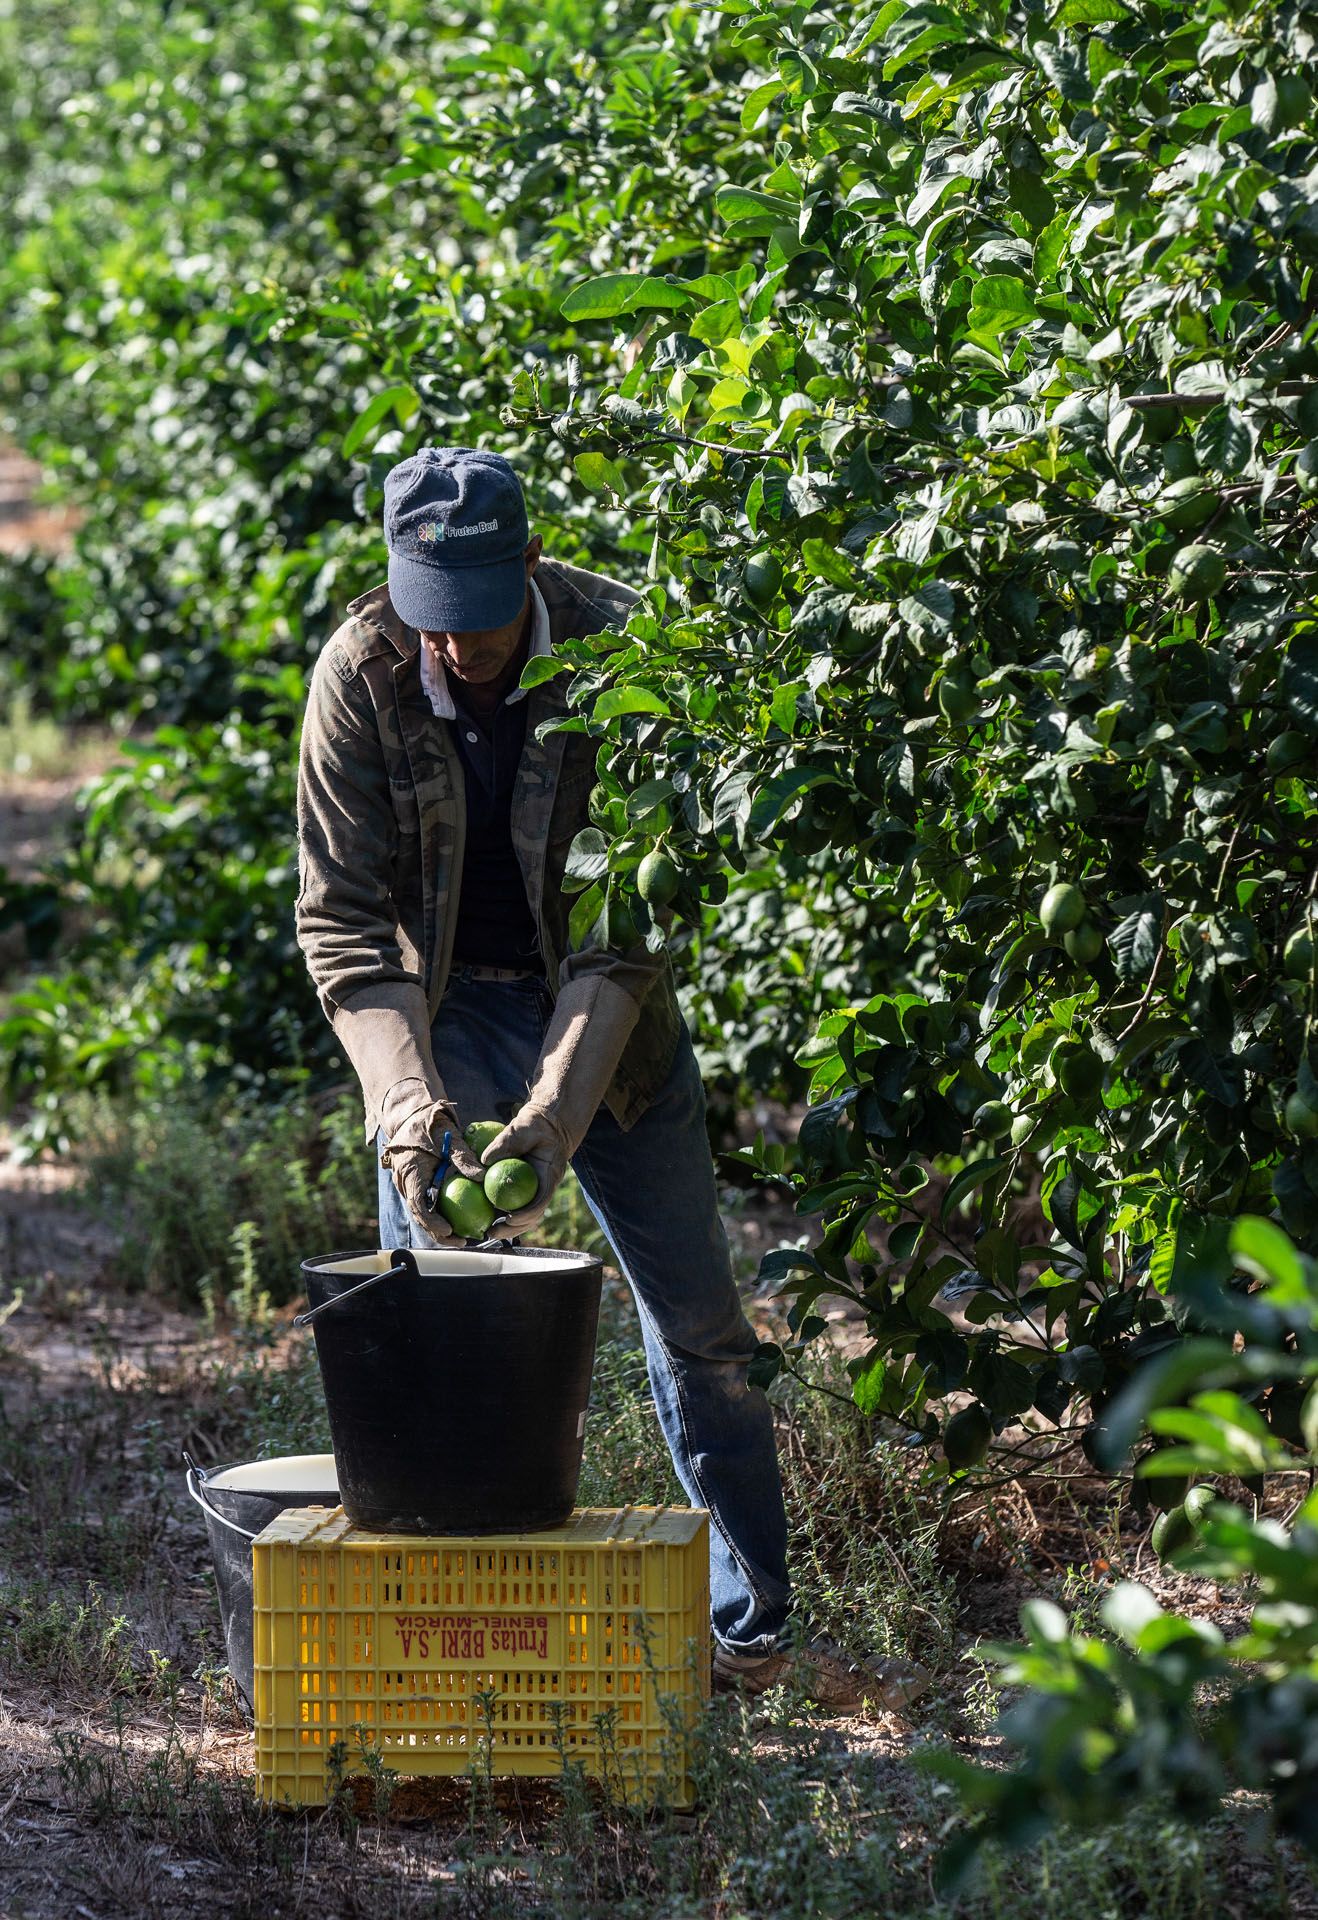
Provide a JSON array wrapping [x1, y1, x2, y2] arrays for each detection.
[[438, 1171, 496, 1241], [464, 1119, 505, 1156], [484, 1157, 539, 1212]]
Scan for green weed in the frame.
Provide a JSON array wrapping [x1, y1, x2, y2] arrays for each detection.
[[0, 1581, 134, 1695]]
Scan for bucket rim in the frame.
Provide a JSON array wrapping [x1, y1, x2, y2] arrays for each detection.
[[204, 1453, 340, 1495], [300, 1246, 603, 1281]]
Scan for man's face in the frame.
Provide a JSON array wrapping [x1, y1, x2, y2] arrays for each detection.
[[421, 535, 543, 685]]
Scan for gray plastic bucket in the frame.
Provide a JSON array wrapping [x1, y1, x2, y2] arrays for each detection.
[[185, 1451, 338, 1712]]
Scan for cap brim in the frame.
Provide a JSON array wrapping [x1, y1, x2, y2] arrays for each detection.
[[388, 551, 528, 635]]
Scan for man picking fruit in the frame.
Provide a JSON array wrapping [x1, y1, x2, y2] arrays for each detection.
[[294, 445, 928, 1714]]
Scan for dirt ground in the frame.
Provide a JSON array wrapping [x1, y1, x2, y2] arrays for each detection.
[[0, 445, 79, 557]]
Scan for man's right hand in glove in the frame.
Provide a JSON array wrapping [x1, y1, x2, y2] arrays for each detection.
[[378, 1100, 484, 1246]]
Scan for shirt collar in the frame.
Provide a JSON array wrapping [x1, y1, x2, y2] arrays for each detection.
[[418, 575, 550, 721]]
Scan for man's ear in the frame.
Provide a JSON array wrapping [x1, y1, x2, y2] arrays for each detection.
[[525, 534, 544, 575]]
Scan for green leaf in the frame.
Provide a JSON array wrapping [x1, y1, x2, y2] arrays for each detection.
[[741, 80, 784, 131], [941, 1155, 1012, 1223], [1193, 405, 1253, 476], [592, 686, 670, 723], [690, 299, 741, 345], [518, 654, 570, 690], [969, 275, 1040, 333], [1033, 214, 1070, 282], [567, 881, 604, 947], [624, 778, 674, 824], [715, 185, 799, 226], [968, 1349, 1036, 1416], [1054, 0, 1128, 20], [564, 827, 610, 890], [574, 451, 629, 500], [801, 538, 855, 588], [1282, 635, 1318, 736], [342, 385, 417, 458], [560, 273, 651, 320], [1229, 1215, 1310, 1305], [1100, 1581, 1162, 1647], [849, 1347, 887, 1416], [1109, 897, 1162, 980], [747, 766, 844, 835]]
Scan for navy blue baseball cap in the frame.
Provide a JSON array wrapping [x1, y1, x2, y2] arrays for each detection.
[[383, 446, 530, 633]]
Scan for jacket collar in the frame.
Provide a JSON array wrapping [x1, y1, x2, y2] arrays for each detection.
[[417, 575, 551, 720], [345, 559, 580, 662]]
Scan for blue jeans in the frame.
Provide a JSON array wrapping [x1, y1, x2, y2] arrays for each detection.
[[375, 966, 792, 1654]]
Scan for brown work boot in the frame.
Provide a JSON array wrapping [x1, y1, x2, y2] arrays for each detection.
[[712, 1634, 931, 1713]]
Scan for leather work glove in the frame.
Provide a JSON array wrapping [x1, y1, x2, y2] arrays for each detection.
[[379, 1099, 485, 1246], [480, 974, 640, 1239]]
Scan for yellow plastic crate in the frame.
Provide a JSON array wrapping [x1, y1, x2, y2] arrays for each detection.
[[252, 1504, 710, 1808]]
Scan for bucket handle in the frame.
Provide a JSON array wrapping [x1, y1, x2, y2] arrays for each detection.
[[292, 1255, 414, 1329], [182, 1448, 260, 1540]]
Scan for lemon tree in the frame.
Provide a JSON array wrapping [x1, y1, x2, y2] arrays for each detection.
[[489, 0, 1318, 1460]]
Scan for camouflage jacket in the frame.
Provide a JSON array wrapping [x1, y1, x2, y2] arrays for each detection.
[[295, 556, 682, 1142]]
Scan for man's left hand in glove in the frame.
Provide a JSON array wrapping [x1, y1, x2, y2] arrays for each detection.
[[479, 973, 640, 1238]]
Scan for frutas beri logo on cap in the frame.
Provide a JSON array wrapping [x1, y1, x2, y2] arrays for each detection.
[[417, 517, 501, 544]]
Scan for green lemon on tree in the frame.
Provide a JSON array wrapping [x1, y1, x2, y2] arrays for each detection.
[[973, 1100, 1013, 1142], [1151, 1504, 1195, 1559], [1160, 475, 1216, 532], [1267, 731, 1309, 776], [938, 669, 978, 724], [1183, 1484, 1215, 1529], [1145, 1467, 1190, 1512], [484, 1158, 539, 1212], [1284, 1090, 1318, 1141], [637, 848, 680, 906], [1277, 72, 1314, 128], [1039, 881, 1086, 937], [1010, 1111, 1039, 1148], [943, 1403, 992, 1469], [603, 890, 640, 951], [1056, 1043, 1104, 1100], [1161, 440, 1198, 480], [1139, 402, 1179, 445], [437, 1171, 496, 1241], [1296, 443, 1318, 497], [464, 1119, 505, 1156], [1064, 920, 1104, 965], [742, 551, 783, 610], [1167, 543, 1227, 602]]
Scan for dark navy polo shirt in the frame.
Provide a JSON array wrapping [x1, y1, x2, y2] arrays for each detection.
[[447, 673, 544, 973]]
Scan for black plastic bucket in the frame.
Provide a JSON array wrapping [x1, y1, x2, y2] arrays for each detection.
[[185, 1451, 338, 1712], [298, 1244, 603, 1534]]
